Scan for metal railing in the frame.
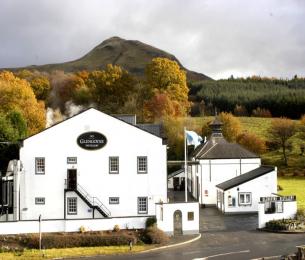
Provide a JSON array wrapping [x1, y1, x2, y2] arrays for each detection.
[[64, 180, 111, 217]]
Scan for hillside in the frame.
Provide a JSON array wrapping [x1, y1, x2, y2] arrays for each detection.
[[7, 36, 211, 82]]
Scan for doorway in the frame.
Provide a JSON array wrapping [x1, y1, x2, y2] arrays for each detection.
[[67, 169, 77, 190], [173, 210, 182, 235]]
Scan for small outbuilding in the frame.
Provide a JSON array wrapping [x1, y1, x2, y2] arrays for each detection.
[[216, 166, 277, 214]]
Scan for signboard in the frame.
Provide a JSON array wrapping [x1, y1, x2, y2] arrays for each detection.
[[77, 131, 107, 150]]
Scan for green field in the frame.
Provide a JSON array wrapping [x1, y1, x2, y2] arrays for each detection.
[[278, 177, 305, 210], [184, 116, 305, 170]]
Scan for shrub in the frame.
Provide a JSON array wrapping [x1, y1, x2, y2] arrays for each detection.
[[145, 217, 157, 229], [23, 232, 138, 249], [113, 225, 120, 232], [252, 107, 272, 118], [236, 132, 266, 154], [265, 219, 303, 231], [142, 226, 169, 244], [79, 226, 86, 233]]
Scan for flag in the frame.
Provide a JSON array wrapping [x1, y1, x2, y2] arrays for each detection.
[[185, 130, 203, 147]]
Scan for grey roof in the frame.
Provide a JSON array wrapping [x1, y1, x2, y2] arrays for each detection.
[[137, 124, 163, 138], [168, 168, 184, 179], [216, 166, 275, 191], [192, 137, 258, 159], [113, 115, 136, 125]]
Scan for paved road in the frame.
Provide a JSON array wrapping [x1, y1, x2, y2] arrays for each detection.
[[70, 208, 305, 260]]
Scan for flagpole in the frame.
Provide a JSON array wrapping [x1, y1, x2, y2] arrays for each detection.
[[184, 127, 188, 202]]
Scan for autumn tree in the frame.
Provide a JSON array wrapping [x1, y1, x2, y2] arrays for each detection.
[[237, 132, 266, 154], [218, 112, 242, 142], [269, 117, 296, 165], [143, 58, 190, 121], [80, 64, 136, 113], [0, 71, 46, 134], [15, 70, 51, 101]]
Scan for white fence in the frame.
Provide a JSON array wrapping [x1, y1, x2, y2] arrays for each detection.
[[258, 196, 297, 229], [156, 202, 199, 235], [0, 216, 149, 235]]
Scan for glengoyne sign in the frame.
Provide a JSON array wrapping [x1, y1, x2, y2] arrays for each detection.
[[77, 131, 107, 150]]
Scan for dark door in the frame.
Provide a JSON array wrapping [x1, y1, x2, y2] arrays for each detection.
[[67, 169, 77, 190], [173, 210, 182, 235], [173, 177, 179, 190]]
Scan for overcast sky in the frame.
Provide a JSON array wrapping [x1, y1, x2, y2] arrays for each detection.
[[0, 0, 304, 79]]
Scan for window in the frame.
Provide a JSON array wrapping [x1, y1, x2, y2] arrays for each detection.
[[35, 197, 45, 205], [188, 211, 194, 221], [35, 158, 45, 174], [67, 157, 77, 164], [204, 190, 208, 197], [138, 197, 148, 214], [137, 157, 147, 173], [109, 197, 119, 204], [239, 192, 252, 205], [67, 197, 77, 215], [276, 201, 283, 213], [109, 157, 119, 174], [265, 201, 283, 214], [228, 196, 236, 207]]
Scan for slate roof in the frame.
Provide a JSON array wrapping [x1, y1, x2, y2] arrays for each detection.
[[137, 124, 163, 138], [216, 166, 275, 191], [192, 136, 258, 159]]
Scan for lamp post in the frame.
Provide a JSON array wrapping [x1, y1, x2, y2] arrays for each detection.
[[39, 214, 42, 252]]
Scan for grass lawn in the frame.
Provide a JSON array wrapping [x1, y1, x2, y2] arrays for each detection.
[[278, 177, 305, 210], [0, 245, 155, 260]]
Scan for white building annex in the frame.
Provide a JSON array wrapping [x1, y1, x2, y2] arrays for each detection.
[[186, 118, 277, 213], [216, 166, 277, 213]]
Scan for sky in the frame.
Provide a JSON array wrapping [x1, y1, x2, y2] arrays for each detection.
[[0, 0, 304, 79]]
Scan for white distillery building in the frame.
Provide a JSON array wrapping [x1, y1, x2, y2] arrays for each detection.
[[187, 118, 277, 212], [216, 166, 277, 213], [1, 108, 167, 222], [0, 108, 199, 236]]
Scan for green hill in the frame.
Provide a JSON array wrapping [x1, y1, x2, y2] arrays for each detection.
[[6, 36, 211, 82]]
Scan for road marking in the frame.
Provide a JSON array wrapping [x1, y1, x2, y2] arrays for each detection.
[[250, 256, 281, 260], [193, 249, 250, 259], [183, 250, 201, 255]]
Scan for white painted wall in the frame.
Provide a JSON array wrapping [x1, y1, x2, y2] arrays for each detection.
[[168, 171, 185, 189], [196, 158, 261, 205], [258, 201, 297, 228], [156, 202, 199, 235], [19, 109, 167, 220], [0, 216, 149, 235], [217, 170, 277, 213]]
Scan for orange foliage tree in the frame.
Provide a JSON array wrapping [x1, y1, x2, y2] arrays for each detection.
[[144, 58, 190, 121], [237, 132, 266, 154], [0, 71, 46, 135]]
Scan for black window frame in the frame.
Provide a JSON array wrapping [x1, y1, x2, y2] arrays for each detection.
[[35, 197, 45, 205], [137, 197, 148, 214], [109, 157, 119, 174], [109, 197, 120, 204], [67, 157, 77, 164], [35, 157, 45, 175], [137, 156, 148, 174], [67, 197, 77, 215]]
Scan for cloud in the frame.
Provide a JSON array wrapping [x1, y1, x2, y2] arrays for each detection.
[[0, 0, 304, 79]]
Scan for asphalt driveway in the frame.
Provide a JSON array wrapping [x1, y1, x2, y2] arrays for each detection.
[[200, 207, 258, 232], [70, 206, 305, 259]]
